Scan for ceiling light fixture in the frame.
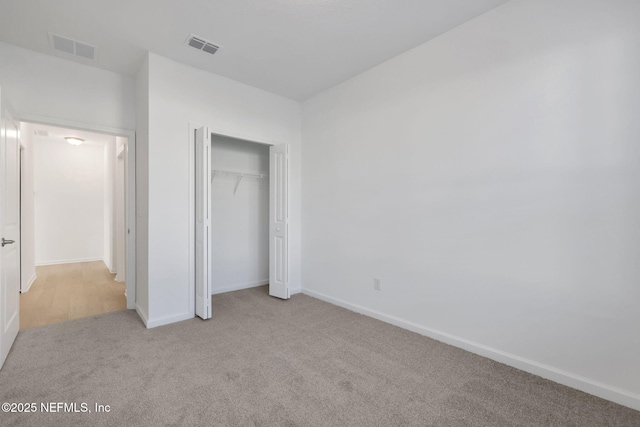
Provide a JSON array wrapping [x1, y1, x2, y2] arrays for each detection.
[[65, 137, 84, 146]]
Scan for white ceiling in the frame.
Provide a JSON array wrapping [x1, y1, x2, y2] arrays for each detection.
[[0, 0, 510, 100]]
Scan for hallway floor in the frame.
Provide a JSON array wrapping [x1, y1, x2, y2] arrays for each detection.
[[20, 261, 126, 329]]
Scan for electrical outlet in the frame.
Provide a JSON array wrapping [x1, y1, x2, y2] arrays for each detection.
[[373, 278, 381, 291]]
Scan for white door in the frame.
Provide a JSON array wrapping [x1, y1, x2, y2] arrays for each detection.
[[269, 144, 289, 299], [194, 127, 212, 319], [0, 92, 20, 369]]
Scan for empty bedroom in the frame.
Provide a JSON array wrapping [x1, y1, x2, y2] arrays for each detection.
[[0, 0, 638, 425]]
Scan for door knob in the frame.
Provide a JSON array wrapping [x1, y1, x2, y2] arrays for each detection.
[[276, 228, 281, 232], [1, 238, 15, 247]]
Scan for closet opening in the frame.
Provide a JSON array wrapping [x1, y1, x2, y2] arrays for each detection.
[[193, 127, 289, 320], [210, 135, 270, 295]]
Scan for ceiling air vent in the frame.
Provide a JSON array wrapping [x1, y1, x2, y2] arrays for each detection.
[[48, 32, 97, 60], [186, 34, 220, 56], [34, 130, 49, 137]]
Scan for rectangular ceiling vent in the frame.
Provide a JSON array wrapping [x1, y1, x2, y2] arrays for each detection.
[[48, 32, 98, 60], [34, 130, 49, 137], [186, 34, 220, 56]]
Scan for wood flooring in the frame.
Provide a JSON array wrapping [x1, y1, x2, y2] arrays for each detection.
[[20, 261, 126, 329]]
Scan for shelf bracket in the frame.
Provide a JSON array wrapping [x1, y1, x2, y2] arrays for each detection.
[[233, 174, 244, 195]]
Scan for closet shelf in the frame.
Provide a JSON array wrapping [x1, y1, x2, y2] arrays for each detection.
[[211, 169, 268, 180], [211, 169, 269, 195]]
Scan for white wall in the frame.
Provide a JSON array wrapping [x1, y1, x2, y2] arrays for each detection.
[[302, 0, 640, 410], [142, 53, 301, 327], [34, 138, 106, 265], [103, 139, 115, 271], [135, 56, 150, 322], [0, 41, 135, 130], [19, 122, 35, 290], [211, 135, 269, 294], [114, 136, 126, 282], [103, 136, 127, 280]]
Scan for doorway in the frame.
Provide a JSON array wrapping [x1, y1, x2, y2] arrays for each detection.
[[18, 122, 131, 328], [210, 135, 270, 294], [0, 95, 136, 367], [192, 127, 290, 319]]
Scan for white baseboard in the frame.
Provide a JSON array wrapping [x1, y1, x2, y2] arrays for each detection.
[[36, 257, 103, 266], [145, 311, 193, 329], [289, 287, 302, 296], [212, 279, 269, 295], [135, 304, 149, 327], [104, 259, 115, 274], [22, 273, 37, 293], [302, 288, 640, 412]]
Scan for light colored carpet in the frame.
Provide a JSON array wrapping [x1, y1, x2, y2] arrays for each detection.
[[0, 285, 638, 426]]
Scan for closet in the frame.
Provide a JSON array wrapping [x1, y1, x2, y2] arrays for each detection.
[[210, 135, 269, 294], [193, 127, 290, 320]]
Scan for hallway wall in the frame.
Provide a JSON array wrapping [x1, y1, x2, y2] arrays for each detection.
[[34, 137, 106, 265], [19, 122, 36, 291]]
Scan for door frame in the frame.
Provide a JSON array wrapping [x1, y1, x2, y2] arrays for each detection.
[[19, 113, 137, 309], [188, 123, 286, 317]]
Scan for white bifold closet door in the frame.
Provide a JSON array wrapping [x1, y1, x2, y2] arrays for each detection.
[[195, 127, 212, 319], [194, 127, 290, 320], [268, 143, 289, 300]]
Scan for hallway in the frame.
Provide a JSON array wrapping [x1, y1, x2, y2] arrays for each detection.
[[20, 261, 126, 329]]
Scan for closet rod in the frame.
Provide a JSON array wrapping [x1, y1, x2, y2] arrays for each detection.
[[211, 169, 268, 181], [211, 170, 269, 195]]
